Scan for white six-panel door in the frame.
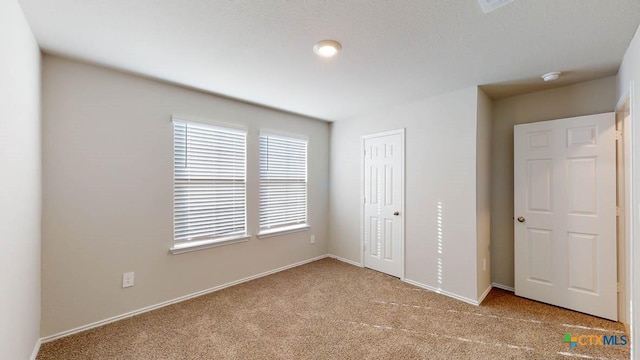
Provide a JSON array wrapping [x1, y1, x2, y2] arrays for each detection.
[[363, 129, 404, 278], [514, 113, 617, 320]]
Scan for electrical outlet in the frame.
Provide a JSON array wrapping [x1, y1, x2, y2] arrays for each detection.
[[310, 235, 315, 244], [122, 272, 134, 288]]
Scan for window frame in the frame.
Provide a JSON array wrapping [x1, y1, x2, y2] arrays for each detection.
[[257, 131, 310, 239], [170, 117, 249, 254]]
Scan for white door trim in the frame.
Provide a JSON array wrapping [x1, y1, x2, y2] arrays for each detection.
[[626, 80, 639, 360], [615, 95, 632, 329], [361, 128, 405, 280], [617, 82, 637, 358]]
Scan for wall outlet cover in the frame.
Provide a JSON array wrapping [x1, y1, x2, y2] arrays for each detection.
[[122, 272, 134, 288]]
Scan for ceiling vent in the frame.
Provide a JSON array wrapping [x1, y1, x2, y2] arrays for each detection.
[[478, 0, 514, 14]]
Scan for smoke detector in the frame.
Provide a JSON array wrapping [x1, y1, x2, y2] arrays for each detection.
[[542, 72, 561, 82], [478, 0, 514, 14]]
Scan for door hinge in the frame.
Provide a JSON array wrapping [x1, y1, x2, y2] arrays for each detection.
[[617, 283, 623, 293], [363, 196, 366, 204], [616, 207, 622, 217], [615, 130, 623, 141], [363, 149, 367, 157]]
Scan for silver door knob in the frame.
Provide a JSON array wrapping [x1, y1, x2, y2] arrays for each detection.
[[393, 211, 400, 216], [517, 216, 525, 223]]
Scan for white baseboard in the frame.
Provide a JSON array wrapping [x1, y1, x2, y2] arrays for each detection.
[[30, 338, 41, 360], [40, 254, 328, 343], [403, 278, 481, 306], [491, 282, 515, 292], [477, 284, 492, 305], [328, 254, 363, 267]]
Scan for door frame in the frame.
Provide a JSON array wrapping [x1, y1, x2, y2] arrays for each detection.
[[360, 128, 406, 280], [628, 81, 640, 360], [615, 95, 631, 332]]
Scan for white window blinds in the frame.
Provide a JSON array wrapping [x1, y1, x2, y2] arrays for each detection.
[[173, 120, 247, 244], [259, 133, 308, 231]]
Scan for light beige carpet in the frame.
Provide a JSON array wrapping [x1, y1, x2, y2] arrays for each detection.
[[37, 258, 629, 359]]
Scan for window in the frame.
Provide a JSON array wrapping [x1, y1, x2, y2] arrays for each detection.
[[172, 118, 248, 253], [259, 133, 309, 237]]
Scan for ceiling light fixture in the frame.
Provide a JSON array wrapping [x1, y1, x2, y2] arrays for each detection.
[[542, 72, 561, 82], [478, 0, 514, 14], [313, 40, 342, 58]]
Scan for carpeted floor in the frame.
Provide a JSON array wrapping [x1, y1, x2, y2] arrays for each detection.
[[37, 258, 629, 359]]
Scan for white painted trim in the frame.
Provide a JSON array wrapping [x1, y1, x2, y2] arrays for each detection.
[[40, 254, 328, 343], [477, 285, 492, 305], [30, 339, 41, 360], [628, 79, 638, 360], [328, 254, 363, 267], [171, 114, 248, 132], [399, 128, 405, 281], [169, 235, 251, 255], [491, 282, 515, 292], [362, 128, 406, 140], [359, 136, 365, 268], [361, 128, 406, 279], [257, 224, 310, 239], [403, 278, 481, 306], [615, 96, 632, 327], [259, 129, 309, 141]]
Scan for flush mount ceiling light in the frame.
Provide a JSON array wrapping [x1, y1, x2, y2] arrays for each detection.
[[542, 71, 561, 82], [478, 0, 514, 14], [313, 40, 342, 58]]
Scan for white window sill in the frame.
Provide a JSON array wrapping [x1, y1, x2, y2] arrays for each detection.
[[169, 235, 251, 255], [257, 224, 310, 239]]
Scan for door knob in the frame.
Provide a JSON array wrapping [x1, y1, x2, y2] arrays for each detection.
[[393, 211, 400, 216], [517, 216, 526, 223]]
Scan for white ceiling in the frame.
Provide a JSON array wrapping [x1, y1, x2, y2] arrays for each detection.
[[17, 0, 640, 121]]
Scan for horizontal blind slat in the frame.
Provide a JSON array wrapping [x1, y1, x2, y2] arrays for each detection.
[[259, 134, 308, 230], [174, 120, 247, 243]]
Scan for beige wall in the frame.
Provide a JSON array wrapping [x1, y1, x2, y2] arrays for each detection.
[[476, 88, 492, 300], [41, 55, 330, 337], [0, 0, 41, 358], [490, 76, 617, 288], [617, 25, 640, 103], [330, 86, 487, 303], [616, 23, 640, 356]]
